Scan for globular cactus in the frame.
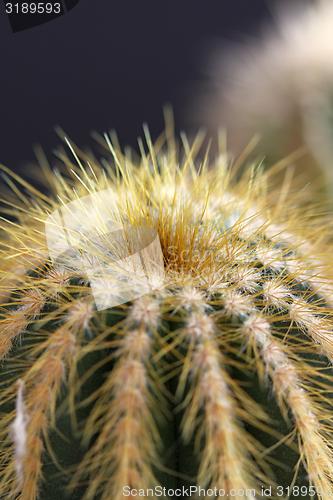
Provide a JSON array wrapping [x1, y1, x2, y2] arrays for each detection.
[[1, 127, 333, 500]]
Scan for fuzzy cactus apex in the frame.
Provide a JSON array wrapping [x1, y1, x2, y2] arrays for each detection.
[[1, 126, 333, 500]]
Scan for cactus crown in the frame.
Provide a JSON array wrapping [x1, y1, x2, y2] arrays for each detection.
[[1, 126, 333, 500]]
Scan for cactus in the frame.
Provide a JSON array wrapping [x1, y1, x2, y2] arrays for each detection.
[[201, 0, 333, 199], [1, 127, 333, 500]]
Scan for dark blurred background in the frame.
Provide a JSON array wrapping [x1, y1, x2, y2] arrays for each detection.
[[0, 0, 287, 172]]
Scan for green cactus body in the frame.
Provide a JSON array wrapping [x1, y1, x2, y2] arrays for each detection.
[[1, 130, 333, 500]]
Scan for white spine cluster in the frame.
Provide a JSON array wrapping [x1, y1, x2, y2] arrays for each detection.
[[11, 380, 28, 488]]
